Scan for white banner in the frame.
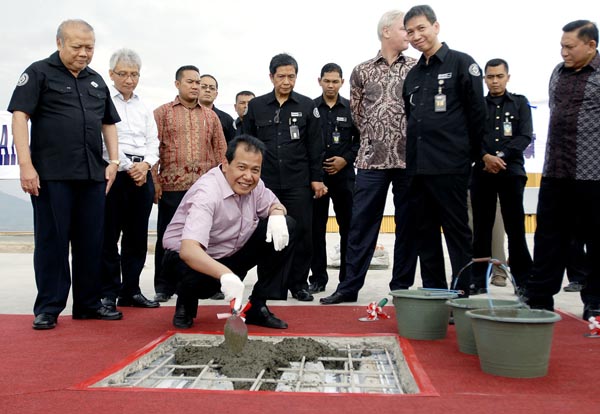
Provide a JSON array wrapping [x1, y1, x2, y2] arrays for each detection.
[[0, 111, 19, 179]]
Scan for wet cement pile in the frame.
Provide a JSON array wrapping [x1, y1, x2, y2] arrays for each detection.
[[174, 337, 347, 390]]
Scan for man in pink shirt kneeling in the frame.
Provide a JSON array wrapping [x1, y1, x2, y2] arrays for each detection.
[[162, 135, 295, 329]]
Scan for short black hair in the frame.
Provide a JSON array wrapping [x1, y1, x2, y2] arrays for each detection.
[[225, 134, 266, 163], [404, 4, 437, 26], [235, 90, 255, 101], [175, 65, 199, 81], [200, 74, 218, 89], [269, 53, 298, 75], [485, 58, 509, 73], [320, 63, 343, 78], [563, 20, 599, 44]]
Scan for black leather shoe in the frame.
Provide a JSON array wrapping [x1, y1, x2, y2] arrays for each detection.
[[32, 313, 57, 330], [320, 291, 357, 305], [210, 292, 225, 300], [154, 293, 172, 302], [469, 286, 487, 295], [72, 305, 123, 320], [292, 289, 314, 302], [173, 304, 193, 329], [308, 283, 326, 294], [583, 304, 600, 321], [118, 293, 160, 308], [245, 305, 288, 329], [101, 297, 117, 312]]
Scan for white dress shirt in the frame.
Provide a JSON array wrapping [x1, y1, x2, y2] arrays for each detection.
[[104, 87, 159, 171]]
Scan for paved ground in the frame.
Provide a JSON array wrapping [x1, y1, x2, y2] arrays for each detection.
[[0, 232, 585, 318]]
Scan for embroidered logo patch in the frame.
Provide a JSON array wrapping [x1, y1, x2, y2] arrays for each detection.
[[91, 81, 99, 88], [17, 73, 29, 87], [313, 108, 320, 118], [468, 64, 481, 77]]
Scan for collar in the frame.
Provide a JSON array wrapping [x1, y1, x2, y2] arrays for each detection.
[[48, 50, 92, 78], [110, 85, 138, 102], [559, 50, 600, 74], [171, 95, 200, 109], [417, 42, 450, 66], [314, 94, 347, 109], [266, 90, 300, 105], [486, 91, 515, 103], [372, 50, 407, 66]]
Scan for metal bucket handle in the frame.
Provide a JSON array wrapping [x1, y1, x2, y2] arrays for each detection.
[[451, 257, 525, 309]]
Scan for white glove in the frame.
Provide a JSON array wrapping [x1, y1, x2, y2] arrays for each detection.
[[220, 273, 245, 312], [266, 214, 289, 251]]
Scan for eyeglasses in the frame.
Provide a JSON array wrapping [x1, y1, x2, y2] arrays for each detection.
[[200, 84, 217, 91], [114, 72, 140, 80]]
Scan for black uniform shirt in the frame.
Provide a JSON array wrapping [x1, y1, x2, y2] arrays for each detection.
[[243, 90, 324, 190], [7, 51, 120, 181], [234, 117, 244, 136], [403, 43, 486, 175], [213, 106, 235, 142], [476, 92, 532, 177], [313, 94, 360, 179]]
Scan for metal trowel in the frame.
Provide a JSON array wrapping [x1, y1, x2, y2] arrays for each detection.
[[222, 300, 251, 354]]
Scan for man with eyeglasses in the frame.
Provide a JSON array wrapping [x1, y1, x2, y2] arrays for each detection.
[[152, 65, 227, 304], [199, 74, 236, 142], [243, 53, 326, 303], [99, 48, 160, 311], [7, 19, 122, 329]]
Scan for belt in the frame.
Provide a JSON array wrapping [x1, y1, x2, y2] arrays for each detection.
[[124, 153, 144, 163]]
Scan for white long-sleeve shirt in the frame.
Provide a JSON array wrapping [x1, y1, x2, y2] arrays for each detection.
[[104, 87, 159, 171]]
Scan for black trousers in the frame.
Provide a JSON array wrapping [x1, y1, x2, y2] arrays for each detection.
[[527, 178, 600, 310], [471, 172, 532, 287], [409, 174, 473, 293], [267, 186, 313, 293], [101, 171, 154, 299], [31, 180, 106, 316], [310, 173, 354, 286], [335, 169, 416, 297], [154, 190, 187, 296], [169, 217, 296, 315]]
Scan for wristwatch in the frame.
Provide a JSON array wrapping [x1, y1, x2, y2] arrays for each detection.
[[109, 159, 120, 166]]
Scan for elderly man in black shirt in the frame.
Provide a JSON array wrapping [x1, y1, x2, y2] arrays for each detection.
[[243, 53, 326, 302], [8, 19, 123, 329], [470, 58, 533, 294], [402, 5, 486, 294]]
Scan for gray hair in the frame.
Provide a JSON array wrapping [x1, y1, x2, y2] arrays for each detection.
[[377, 10, 405, 41], [109, 48, 142, 71], [56, 19, 94, 43]]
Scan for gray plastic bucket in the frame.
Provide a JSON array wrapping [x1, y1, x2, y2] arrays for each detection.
[[390, 289, 458, 340], [446, 298, 522, 355], [467, 308, 561, 378]]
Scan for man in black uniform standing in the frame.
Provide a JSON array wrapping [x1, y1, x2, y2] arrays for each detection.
[[470, 58, 533, 293], [309, 63, 359, 294], [402, 5, 486, 294], [243, 53, 326, 302], [199, 74, 236, 142], [8, 19, 123, 329], [233, 91, 255, 137]]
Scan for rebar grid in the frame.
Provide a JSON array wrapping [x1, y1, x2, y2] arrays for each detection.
[[93, 334, 417, 394]]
